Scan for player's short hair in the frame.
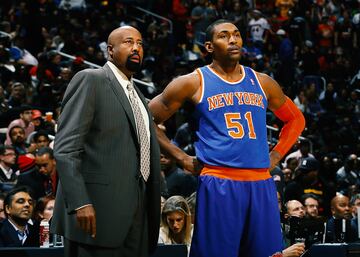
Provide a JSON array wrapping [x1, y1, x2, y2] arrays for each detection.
[[205, 19, 234, 42]]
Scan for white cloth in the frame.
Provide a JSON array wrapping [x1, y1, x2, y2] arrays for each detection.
[[248, 18, 270, 42]]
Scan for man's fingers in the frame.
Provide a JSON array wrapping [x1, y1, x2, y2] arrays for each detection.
[[91, 216, 97, 238], [76, 206, 96, 237]]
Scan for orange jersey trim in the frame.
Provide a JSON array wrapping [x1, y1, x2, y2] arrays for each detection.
[[201, 165, 271, 181], [195, 68, 203, 103]]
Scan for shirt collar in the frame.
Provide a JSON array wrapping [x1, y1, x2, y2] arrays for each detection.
[[107, 61, 133, 84], [8, 218, 29, 234], [0, 164, 14, 179]]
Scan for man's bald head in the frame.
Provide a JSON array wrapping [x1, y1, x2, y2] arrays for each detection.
[[285, 200, 305, 218], [331, 194, 351, 219], [107, 26, 141, 45]]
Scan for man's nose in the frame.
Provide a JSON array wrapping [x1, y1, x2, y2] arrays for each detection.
[[132, 42, 141, 52]]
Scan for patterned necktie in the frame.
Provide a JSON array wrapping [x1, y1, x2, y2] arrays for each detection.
[[45, 178, 53, 196], [127, 81, 150, 181]]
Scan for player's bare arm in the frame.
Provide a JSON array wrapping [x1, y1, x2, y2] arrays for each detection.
[[257, 72, 305, 170], [149, 71, 202, 173]]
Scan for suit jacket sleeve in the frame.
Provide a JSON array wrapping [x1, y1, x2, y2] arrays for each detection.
[[54, 70, 96, 213]]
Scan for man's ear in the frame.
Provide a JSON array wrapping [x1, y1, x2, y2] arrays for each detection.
[[204, 41, 213, 53], [107, 45, 113, 59]]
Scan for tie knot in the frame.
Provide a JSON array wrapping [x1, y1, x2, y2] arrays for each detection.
[[18, 230, 25, 237], [127, 81, 134, 92]]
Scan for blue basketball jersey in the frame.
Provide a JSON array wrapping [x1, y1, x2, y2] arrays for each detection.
[[194, 65, 269, 168]]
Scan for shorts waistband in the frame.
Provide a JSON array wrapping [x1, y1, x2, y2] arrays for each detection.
[[201, 165, 271, 181]]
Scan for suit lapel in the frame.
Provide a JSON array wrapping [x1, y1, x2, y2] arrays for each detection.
[[3, 220, 22, 246], [102, 64, 138, 140]]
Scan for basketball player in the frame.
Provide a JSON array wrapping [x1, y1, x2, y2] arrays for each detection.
[[149, 20, 305, 257]]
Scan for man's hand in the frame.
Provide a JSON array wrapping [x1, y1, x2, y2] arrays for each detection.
[[283, 243, 305, 257], [76, 205, 96, 238], [269, 150, 282, 171], [181, 155, 203, 175]]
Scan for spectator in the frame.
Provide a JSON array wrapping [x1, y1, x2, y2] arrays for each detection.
[[275, 0, 295, 20], [336, 154, 360, 195], [0, 145, 18, 192], [191, 0, 217, 43], [277, 192, 306, 257], [247, 9, 270, 50], [161, 153, 197, 198], [302, 194, 320, 218], [158, 195, 192, 248], [350, 193, 360, 219], [30, 110, 43, 131], [285, 200, 305, 218], [33, 195, 55, 222], [282, 167, 293, 185], [325, 194, 358, 243], [7, 82, 26, 109], [283, 140, 314, 167], [34, 147, 57, 197], [0, 193, 5, 221], [5, 105, 34, 146], [284, 157, 336, 216], [8, 126, 28, 155], [275, 29, 295, 89], [0, 186, 39, 247], [27, 130, 51, 153]]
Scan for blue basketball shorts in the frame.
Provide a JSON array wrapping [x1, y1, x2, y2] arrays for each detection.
[[189, 175, 283, 257]]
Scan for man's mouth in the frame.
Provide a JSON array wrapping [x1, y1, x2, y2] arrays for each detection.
[[129, 54, 140, 62], [228, 47, 241, 54]]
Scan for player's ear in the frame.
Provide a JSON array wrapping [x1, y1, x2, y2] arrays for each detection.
[[205, 41, 213, 53]]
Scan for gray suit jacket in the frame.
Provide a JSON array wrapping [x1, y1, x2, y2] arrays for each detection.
[[50, 64, 161, 251]]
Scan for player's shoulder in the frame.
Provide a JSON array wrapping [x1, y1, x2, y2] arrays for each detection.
[[170, 70, 201, 88]]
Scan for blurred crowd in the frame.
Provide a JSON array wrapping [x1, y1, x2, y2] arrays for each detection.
[[0, 0, 360, 253]]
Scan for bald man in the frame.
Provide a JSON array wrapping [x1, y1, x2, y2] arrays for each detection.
[[50, 26, 161, 257], [285, 200, 305, 218], [325, 194, 358, 243]]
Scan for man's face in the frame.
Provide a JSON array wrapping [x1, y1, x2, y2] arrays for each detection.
[[107, 27, 144, 74], [304, 197, 319, 218], [160, 154, 173, 171], [207, 22, 243, 62], [287, 200, 305, 218], [0, 149, 16, 166], [352, 198, 360, 217], [282, 168, 292, 182], [11, 85, 25, 99], [5, 192, 33, 222], [166, 211, 185, 234], [10, 127, 25, 144], [36, 153, 56, 176], [36, 136, 50, 148], [0, 199, 5, 221], [332, 196, 351, 219], [20, 110, 32, 123]]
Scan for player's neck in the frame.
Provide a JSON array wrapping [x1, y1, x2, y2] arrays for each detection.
[[209, 61, 242, 82]]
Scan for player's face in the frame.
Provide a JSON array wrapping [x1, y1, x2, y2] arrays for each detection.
[[208, 23, 243, 62], [108, 27, 144, 73], [166, 211, 185, 234]]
